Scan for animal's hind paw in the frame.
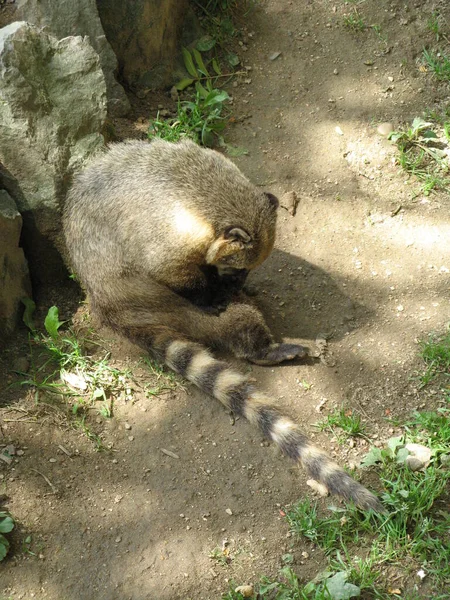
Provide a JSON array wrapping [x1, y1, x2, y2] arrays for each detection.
[[250, 343, 307, 365]]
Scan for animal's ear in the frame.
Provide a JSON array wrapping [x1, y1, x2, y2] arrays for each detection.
[[265, 192, 279, 209], [206, 229, 250, 264], [224, 226, 251, 243]]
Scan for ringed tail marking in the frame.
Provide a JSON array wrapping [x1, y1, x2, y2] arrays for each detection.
[[161, 338, 383, 512]]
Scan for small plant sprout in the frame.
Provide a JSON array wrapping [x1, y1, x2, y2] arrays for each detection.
[[389, 117, 450, 195], [0, 512, 15, 561], [317, 405, 367, 442]]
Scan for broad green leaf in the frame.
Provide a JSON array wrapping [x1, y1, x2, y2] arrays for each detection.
[[227, 52, 240, 67], [325, 571, 361, 600], [21, 296, 36, 333], [396, 447, 410, 464], [192, 48, 208, 76], [422, 130, 438, 138], [0, 534, 9, 561], [411, 117, 432, 134], [212, 58, 222, 75], [388, 131, 404, 142], [195, 81, 209, 98], [360, 446, 382, 468], [182, 48, 198, 78], [196, 35, 216, 52], [175, 78, 194, 91], [44, 306, 64, 340], [204, 90, 229, 107], [387, 436, 403, 457], [0, 516, 14, 533]]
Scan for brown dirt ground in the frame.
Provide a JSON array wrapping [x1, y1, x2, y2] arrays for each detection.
[[1, 1, 450, 598]]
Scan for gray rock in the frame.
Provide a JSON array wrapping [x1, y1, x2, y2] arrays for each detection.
[[16, 0, 130, 116], [0, 190, 31, 340], [0, 22, 107, 284]]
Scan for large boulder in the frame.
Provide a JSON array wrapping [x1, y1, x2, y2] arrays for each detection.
[[0, 190, 31, 340], [96, 0, 189, 89], [16, 0, 130, 116], [0, 22, 107, 285]]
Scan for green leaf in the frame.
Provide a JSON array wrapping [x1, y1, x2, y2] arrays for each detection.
[[201, 128, 216, 147], [182, 48, 198, 78], [422, 130, 438, 139], [227, 53, 240, 67], [325, 572, 361, 600], [195, 81, 209, 98], [360, 447, 382, 467], [196, 35, 216, 52], [44, 306, 65, 340], [396, 447, 410, 464], [224, 144, 248, 157], [92, 387, 105, 400], [212, 58, 222, 75], [0, 516, 14, 534], [0, 534, 9, 561], [388, 131, 404, 142], [21, 296, 36, 333], [281, 552, 294, 564], [387, 436, 403, 458], [175, 78, 195, 91], [192, 48, 208, 76], [411, 117, 432, 135], [203, 89, 229, 107]]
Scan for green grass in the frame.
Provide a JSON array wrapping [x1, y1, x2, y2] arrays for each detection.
[[227, 330, 450, 598], [148, 89, 229, 147], [389, 117, 450, 196], [316, 405, 367, 442], [418, 330, 450, 385], [343, 11, 366, 32], [15, 306, 178, 447], [427, 11, 444, 41], [286, 431, 450, 597], [422, 49, 450, 81], [149, 47, 246, 153]]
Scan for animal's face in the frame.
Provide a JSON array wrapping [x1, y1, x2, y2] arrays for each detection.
[[206, 192, 279, 273]]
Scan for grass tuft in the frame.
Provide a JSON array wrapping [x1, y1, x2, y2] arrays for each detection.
[[418, 329, 450, 384]]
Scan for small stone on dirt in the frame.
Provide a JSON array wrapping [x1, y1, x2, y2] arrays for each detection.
[[377, 122, 394, 136], [115, 536, 122, 543], [405, 443, 431, 468], [161, 448, 179, 459], [124, 423, 131, 430], [235, 585, 254, 597], [281, 190, 299, 216], [335, 126, 344, 135], [269, 51, 281, 61], [225, 508, 233, 516]]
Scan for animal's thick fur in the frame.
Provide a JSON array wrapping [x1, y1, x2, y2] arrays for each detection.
[[63, 139, 383, 511]]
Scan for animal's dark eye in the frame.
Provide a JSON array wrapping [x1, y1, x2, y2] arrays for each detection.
[[265, 192, 279, 209]]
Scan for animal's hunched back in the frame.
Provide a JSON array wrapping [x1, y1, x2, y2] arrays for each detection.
[[63, 138, 383, 512]]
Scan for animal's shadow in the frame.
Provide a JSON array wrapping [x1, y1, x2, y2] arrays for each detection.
[[246, 248, 371, 346]]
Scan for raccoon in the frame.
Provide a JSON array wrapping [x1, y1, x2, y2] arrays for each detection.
[[63, 138, 383, 512]]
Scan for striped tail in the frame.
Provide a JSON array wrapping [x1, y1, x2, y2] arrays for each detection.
[[159, 337, 384, 512]]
